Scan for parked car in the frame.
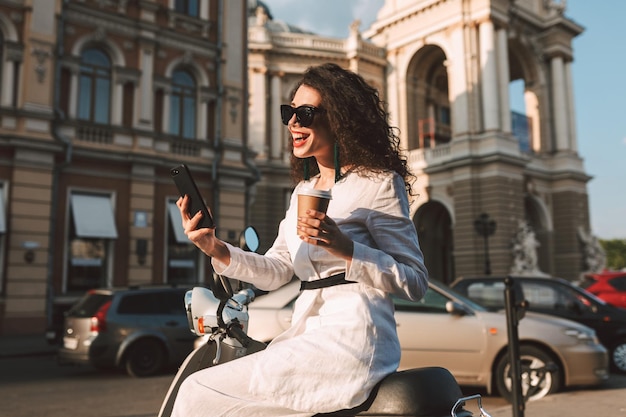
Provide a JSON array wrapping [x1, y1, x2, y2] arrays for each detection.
[[450, 275, 626, 374], [207, 279, 608, 402], [579, 271, 626, 309], [58, 286, 198, 377]]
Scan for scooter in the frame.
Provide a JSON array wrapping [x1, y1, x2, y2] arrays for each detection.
[[159, 227, 491, 417]]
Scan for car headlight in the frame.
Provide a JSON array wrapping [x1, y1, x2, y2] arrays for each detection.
[[564, 328, 599, 345]]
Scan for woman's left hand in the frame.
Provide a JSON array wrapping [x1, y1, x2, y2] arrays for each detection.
[[298, 210, 354, 261]]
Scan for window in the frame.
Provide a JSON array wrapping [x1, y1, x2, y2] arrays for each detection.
[[169, 69, 197, 139], [117, 290, 187, 315], [174, 0, 199, 17], [167, 200, 199, 285], [393, 287, 449, 313], [77, 48, 111, 124], [610, 276, 626, 291], [67, 193, 118, 292], [0, 183, 6, 294], [0, 184, 6, 235]]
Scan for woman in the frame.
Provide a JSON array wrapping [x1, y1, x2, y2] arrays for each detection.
[[172, 63, 428, 416]]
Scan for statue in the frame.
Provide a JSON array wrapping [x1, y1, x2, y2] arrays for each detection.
[[510, 221, 548, 276], [577, 227, 607, 273]]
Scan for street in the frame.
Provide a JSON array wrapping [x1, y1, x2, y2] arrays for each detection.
[[0, 354, 172, 417], [0, 353, 625, 416]]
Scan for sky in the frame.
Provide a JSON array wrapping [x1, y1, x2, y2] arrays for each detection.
[[262, 0, 626, 240]]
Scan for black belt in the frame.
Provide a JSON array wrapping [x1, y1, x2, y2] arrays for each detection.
[[300, 273, 356, 290]]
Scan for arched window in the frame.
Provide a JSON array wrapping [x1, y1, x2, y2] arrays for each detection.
[[174, 0, 199, 17], [77, 48, 111, 124], [169, 69, 196, 139]]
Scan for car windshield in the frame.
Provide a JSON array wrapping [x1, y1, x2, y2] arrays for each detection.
[[394, 280, 487, 311], [572, 285, 609, 306]]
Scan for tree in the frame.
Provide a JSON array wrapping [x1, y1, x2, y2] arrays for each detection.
[[599, 239, 626, 270]]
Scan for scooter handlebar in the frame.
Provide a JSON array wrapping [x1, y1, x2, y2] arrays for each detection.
[[228, 321, 254, 348]]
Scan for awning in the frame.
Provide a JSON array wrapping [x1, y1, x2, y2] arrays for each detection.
[[0, 191, 5, 233], [70, 194, 118, 239], [168, 201, 188, 244]]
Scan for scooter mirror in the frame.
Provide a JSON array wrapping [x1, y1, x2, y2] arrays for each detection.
[[240, 226, 260, 252]]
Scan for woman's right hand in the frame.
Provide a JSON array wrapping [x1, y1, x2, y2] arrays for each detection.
[[177, 196, 230, 264]]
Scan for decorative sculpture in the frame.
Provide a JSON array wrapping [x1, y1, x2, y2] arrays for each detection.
[[510, 220, 548, 276], [577, 226, 607, 273]]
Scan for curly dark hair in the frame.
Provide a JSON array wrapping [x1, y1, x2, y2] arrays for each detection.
[[288, 63, 415, 194]]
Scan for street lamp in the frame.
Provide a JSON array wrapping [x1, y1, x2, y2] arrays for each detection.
[[474, 213, 497, 275]]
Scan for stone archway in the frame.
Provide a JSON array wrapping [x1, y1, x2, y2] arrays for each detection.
[[414, 201, 454, 284]]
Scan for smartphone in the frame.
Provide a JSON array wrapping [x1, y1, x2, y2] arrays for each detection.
[[170, 164, 215, 229]]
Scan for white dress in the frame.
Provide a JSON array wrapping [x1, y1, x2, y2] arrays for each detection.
[[171, 171, 428, 416]]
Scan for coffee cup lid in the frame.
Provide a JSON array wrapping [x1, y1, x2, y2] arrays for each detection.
[[298, 187, 332, 199]]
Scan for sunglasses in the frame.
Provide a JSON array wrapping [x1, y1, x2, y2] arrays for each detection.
[[280, 105, 324, 127]]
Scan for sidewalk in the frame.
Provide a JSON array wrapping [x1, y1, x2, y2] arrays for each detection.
[[485, 385, 626, 416], [0, 333, 57, 359]]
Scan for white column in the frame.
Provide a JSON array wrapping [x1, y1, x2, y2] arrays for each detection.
[[68, 69, 78, 119], [139, 48, 154, 124], [551, 56, 569, 151], [564, 61, 578, 152], [200, 0, 209, 19], [450, 26, 469, 135], [111, 82, 123, 125], [479, 21, 499, 131], [249, 69, 267, 156], [162, 88, 171, 133], [497, 28, 511, 133], [270, 73, 282, 160], [1, 60, 15, 106], [198, 99, 208, 140], [386, 51, 403, 148]]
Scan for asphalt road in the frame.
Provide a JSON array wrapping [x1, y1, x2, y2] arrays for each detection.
[[1, 353, 625, 416]]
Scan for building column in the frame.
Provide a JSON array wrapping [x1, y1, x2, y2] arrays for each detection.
[[479, 20, 499, 131], [198, 99, 208, 140], [248, 68, 267, 157], [449, 26, 469, 135], [138, 47, 154, 126], [1, 56, 18, 106], [68, 66, 79, 119], [270, 72, 282, 160], [551, 55, 569, 151], [564, 61, 578, 152], [111, 80, 124, 126], [161, 86, 171, 134], [496, 28, 511, 133]]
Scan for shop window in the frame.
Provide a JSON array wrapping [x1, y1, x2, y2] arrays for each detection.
[[67, 193, 118, 292], [167, 200, 199, 285]]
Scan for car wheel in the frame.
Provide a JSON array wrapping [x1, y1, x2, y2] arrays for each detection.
[[495, 345, 562, 403], [124, 339, 166, 377], [611, 339, 626, 374]]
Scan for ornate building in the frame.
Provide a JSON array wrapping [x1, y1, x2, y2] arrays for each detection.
[[247, 0, 592, 284], [0, 0, 251, 335]]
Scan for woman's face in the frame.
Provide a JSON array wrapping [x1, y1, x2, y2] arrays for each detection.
[[288, 85, 334, 164]]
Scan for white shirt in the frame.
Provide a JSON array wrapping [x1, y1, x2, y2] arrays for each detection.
[[213, 170, 428, 413]]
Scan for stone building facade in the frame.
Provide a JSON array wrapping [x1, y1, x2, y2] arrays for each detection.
[[0, 0, 251, 335], [247, 0, 592, 284]]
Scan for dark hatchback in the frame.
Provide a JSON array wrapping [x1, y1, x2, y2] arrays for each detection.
[[58, 286, 197, 377], [450, 275, 626, 374]]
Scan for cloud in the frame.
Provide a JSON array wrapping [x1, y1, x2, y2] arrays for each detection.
[[263, 0, 384, 38]]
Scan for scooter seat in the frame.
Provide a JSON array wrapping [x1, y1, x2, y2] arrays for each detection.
[[316, 367, 471, 417]]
